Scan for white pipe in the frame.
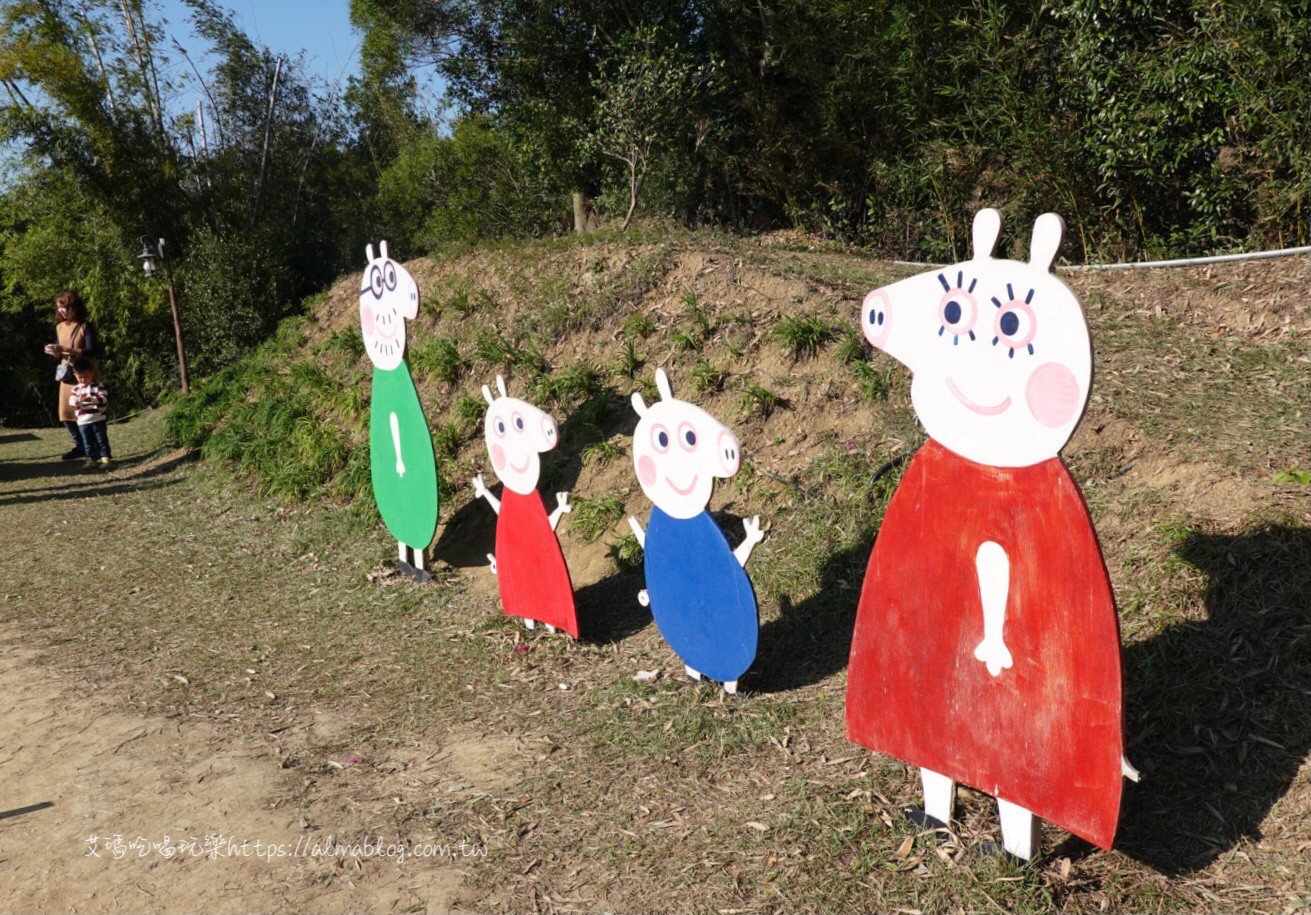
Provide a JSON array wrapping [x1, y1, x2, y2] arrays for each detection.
[[891, 245, 1310, 272], [1063, 246, 1311, 271]]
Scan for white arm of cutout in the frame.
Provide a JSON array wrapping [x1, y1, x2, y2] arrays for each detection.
[[472, 474, 500, 515], [389, 412, 405, 476], [733, 515, 765, 568], [627, 516, 645, 548], [549, 492, 571, 530], [973, 541, 1013, 677]]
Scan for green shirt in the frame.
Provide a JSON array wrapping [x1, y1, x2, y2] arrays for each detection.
[[369, 364, 439, 549]]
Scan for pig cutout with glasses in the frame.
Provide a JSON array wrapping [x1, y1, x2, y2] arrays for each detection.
[[845, 210, 1133, 860], [361, 241, 439, 581], [471, 376, 578, 637], [627, 369, 764, 694]]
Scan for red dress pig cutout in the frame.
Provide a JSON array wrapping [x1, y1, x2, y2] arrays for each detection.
[[847, 440, 1122, 849], [472, 375, 579, 638], [846, 209, 1131, 860], [496, 489, 577, 636]]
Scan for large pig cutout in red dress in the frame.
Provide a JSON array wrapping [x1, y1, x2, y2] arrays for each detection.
[[472, 376, 579, 638], [846, 210, 1130, 859]]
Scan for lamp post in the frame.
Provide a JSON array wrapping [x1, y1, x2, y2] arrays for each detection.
[[138, 236, 190, 395]]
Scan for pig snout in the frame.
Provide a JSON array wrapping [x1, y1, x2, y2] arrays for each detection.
[[862, 289, 891, 349], [717, 429, 741, 476], [540, 414, 559, 450]]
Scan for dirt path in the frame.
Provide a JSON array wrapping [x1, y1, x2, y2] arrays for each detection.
[[0, 626, 466, 913], [0, 422, 476, 913]]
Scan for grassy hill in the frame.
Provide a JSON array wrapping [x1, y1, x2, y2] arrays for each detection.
[[18, 224, 1306, 910]]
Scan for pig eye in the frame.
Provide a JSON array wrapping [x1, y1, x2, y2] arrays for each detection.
[[677, 422, 697, 451], [511, 412, 525, 431], [991, 284, 1038, 358], [384, 262, 397, 290], [369, 265, 384, 298], [494, 418, 506, 437], [650, 424, 671, 453], [937, 271, 978, 344]]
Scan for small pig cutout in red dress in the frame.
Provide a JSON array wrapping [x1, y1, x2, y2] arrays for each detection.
[[496, 488, 578, 637], [472, 375, 579, 638]]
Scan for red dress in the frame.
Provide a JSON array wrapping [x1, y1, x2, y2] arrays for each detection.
[[496, 489, 578, 638], [846, 439, 1123, 849]]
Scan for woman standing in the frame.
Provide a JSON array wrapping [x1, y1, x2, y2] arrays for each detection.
[[44, 290, 102, 460]]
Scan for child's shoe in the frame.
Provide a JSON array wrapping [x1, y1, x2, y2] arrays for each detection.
[[99, 457, 114, 470], [82, 458, 98, 470]]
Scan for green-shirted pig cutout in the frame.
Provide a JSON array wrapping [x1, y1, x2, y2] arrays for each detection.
[[362, 241, 439, 581]]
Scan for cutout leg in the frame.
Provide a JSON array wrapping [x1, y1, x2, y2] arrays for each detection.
[[723, 680, 738, 695], [998, 798, 1041, 861], [398, 541, 407, 564], [685, 665, 701, 681], [545, 624, 556, 634], [413, 548, 426, 572], [524, 618, 536, 630], [921, 768, 956, 825]]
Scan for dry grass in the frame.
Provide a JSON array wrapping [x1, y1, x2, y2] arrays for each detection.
[[1, 231, 1307, 913]]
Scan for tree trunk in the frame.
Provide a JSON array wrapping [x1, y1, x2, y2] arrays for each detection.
[[572, 190, 591, 234]]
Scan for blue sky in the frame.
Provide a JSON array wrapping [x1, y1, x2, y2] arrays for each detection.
[[156, 0, 363, 105]]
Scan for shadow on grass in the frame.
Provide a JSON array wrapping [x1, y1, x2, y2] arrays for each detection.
[[1113, 522, 1311, 873], [0, 446, 170, 490], [0, 432, 40, 447], [749, 537, 872, 693], [0, 475, 179, 508], [575, 569, 651, 645]]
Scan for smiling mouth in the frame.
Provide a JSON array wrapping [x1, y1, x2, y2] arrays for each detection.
[[665, 474, 698, 496], [946, 377, 1011, 416], [373, 320, 397, 342], [509, 455, 531, 474]]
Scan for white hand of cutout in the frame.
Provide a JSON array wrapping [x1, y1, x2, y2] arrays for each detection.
[[742, 516, 764, 547], [389, 412, 405, 476], [472, 474, 490, 501], [974, 541, 1012, 679], [973, 636, 1014, 677], [548, 492, 572, 531]]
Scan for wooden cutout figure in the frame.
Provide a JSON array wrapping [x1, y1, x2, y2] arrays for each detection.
[[845, 209, 1135, 860], [361, 241, 439, 582], [627, 369, 764, 694], [471, 376, 579, 637]]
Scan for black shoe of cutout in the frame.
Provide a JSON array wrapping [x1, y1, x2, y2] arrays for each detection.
[[904, 808, 948, 830]]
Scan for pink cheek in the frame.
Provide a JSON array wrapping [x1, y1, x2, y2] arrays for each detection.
[[1026, 362, 1082, 428], [637, 454, 657, 487], [491, 443, 506, 470], [360, 304, 375, 337]]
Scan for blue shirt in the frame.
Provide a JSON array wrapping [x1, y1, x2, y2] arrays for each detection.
[[644, 507, 758, 682]]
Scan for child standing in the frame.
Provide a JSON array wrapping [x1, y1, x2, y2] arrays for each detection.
[[69, 357, 112, 470]]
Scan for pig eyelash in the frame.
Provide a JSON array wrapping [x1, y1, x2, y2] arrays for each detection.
[[937, 271, 979, 344], [991, 283, 1037, 358]]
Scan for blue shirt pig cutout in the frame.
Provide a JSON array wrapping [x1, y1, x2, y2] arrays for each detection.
[[627, 368, 765, 694]]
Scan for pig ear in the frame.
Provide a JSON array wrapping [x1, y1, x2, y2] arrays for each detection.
[[365, 243, 375, 263], [654, 368, 673, 401], [379, 240, 389, 261], [972, 208, 1003, 261], [1029, 213, 1065, 273], [495, 374, 508, 397], [631, 391, 648, 417], [482, 384, 496, 405]]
